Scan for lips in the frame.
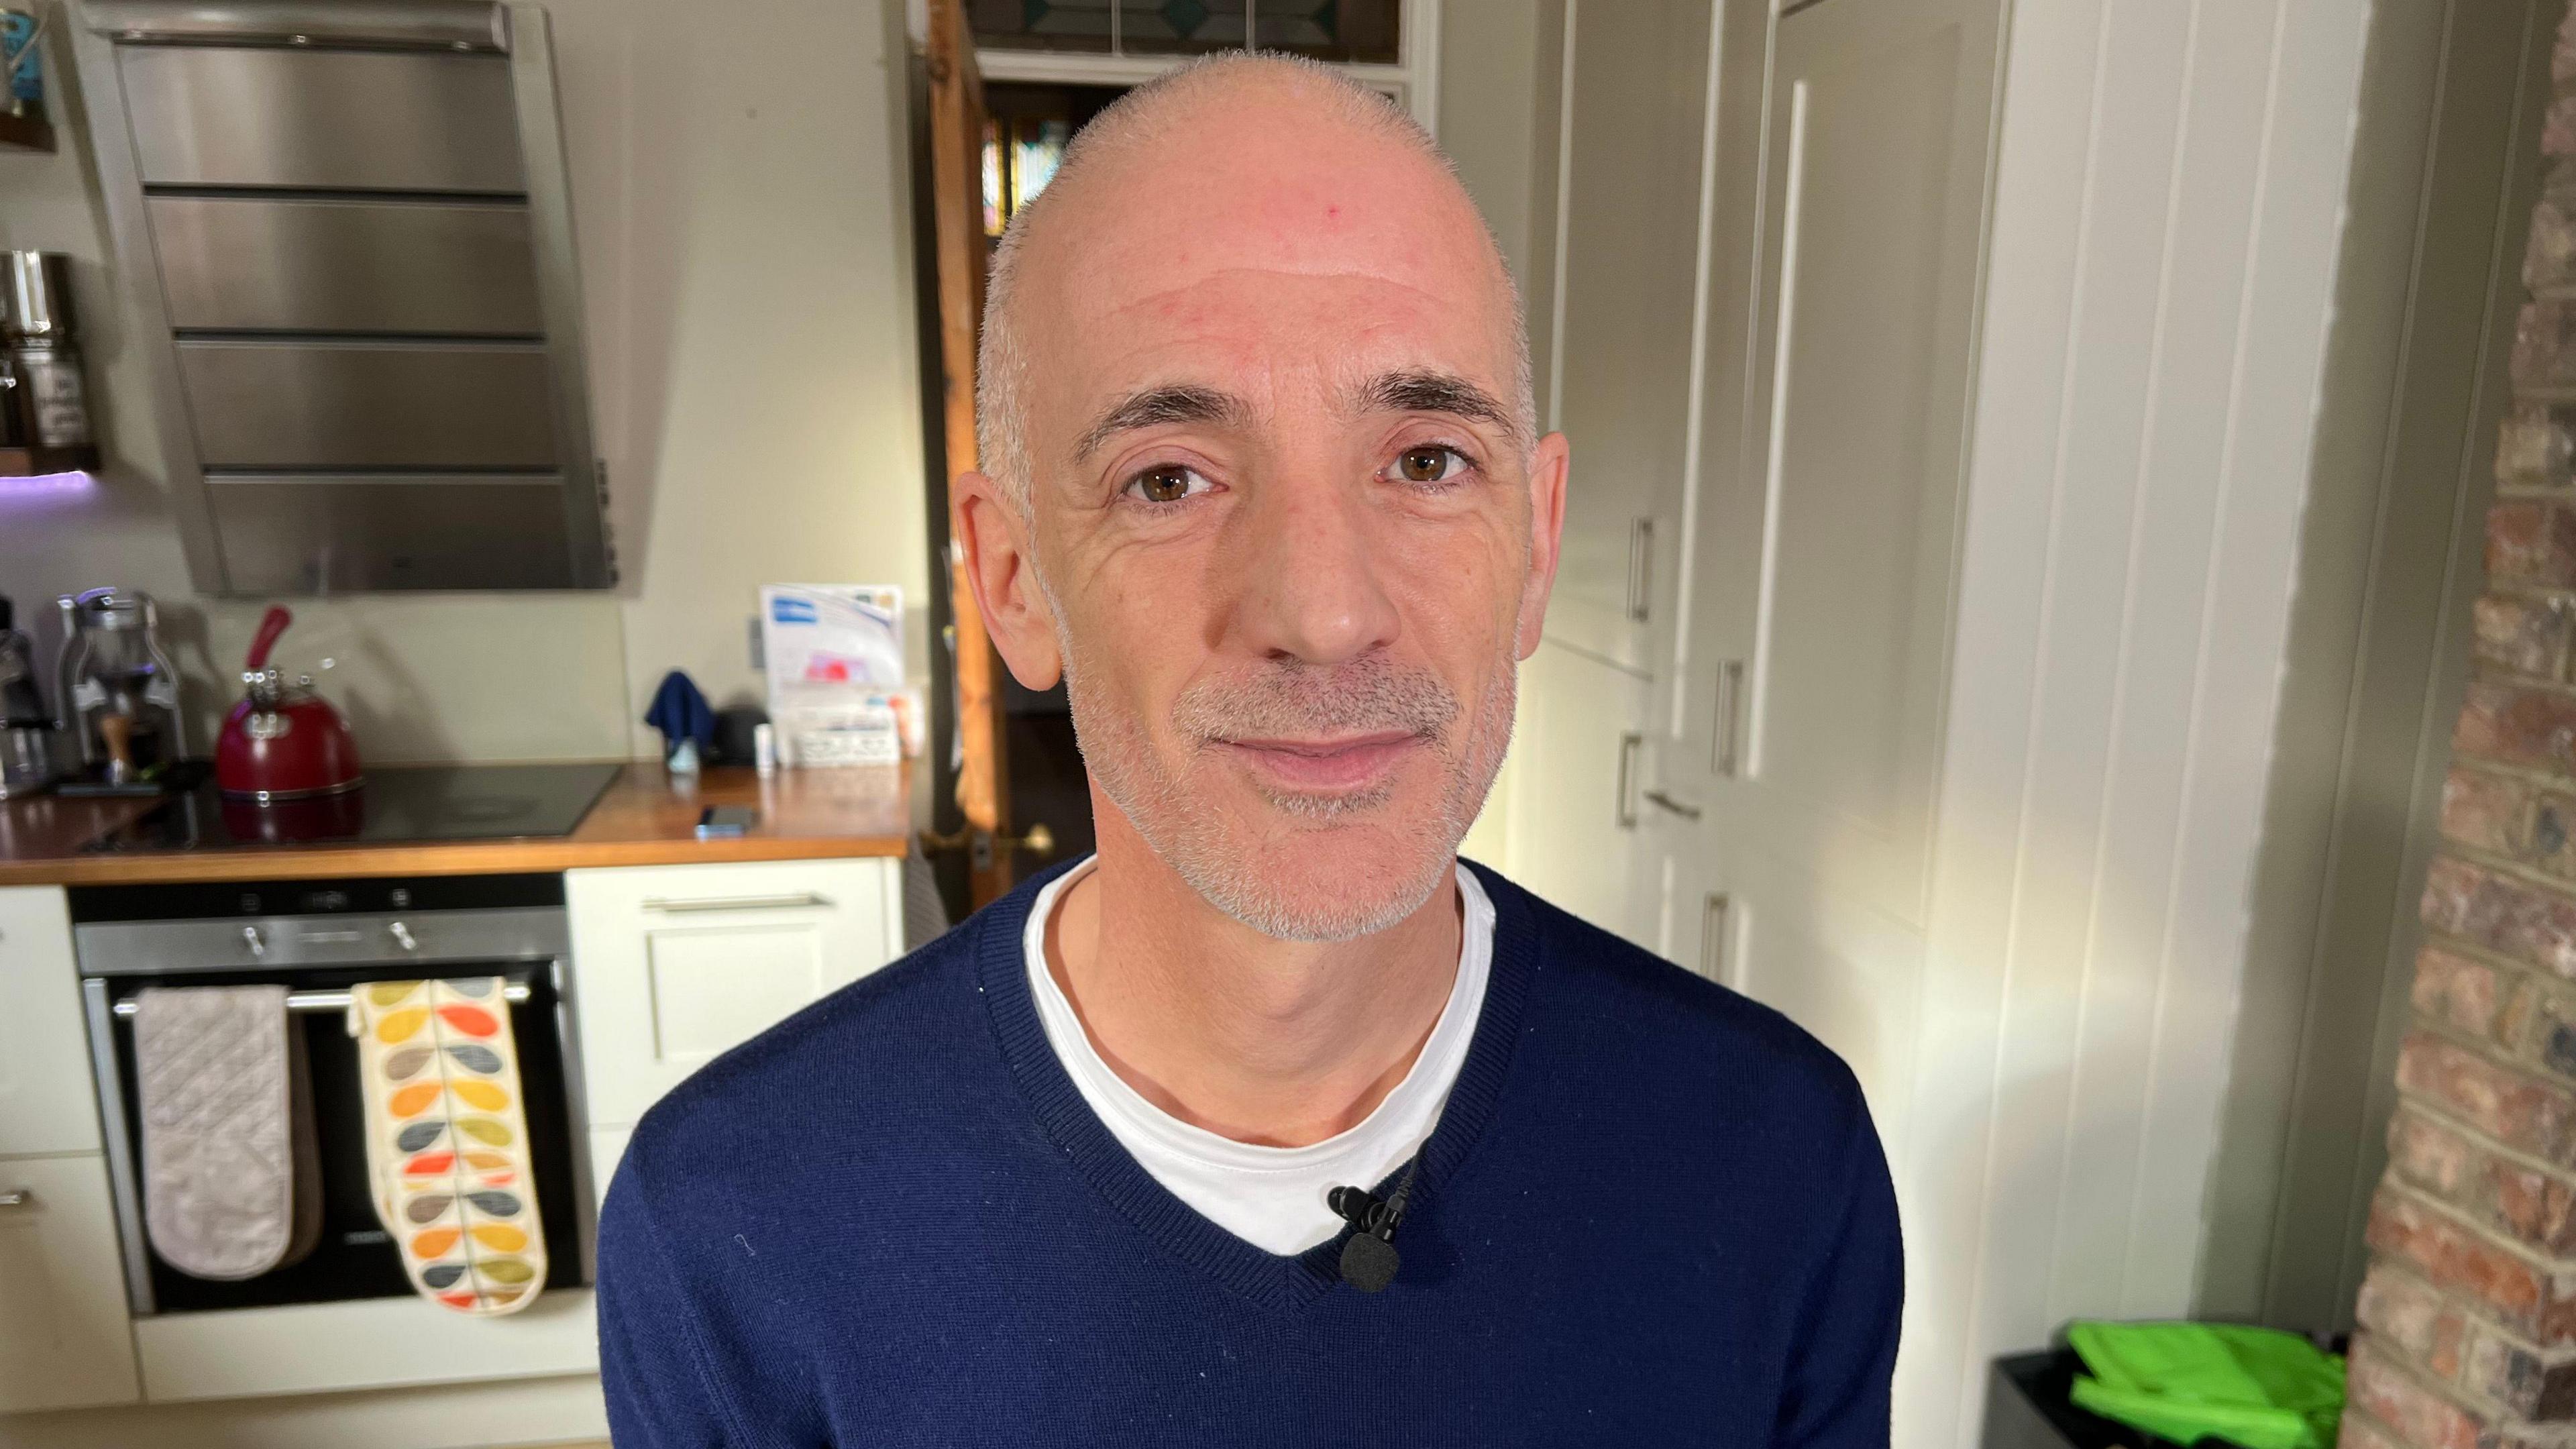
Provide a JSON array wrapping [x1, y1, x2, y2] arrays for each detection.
[[1213, 731, 1424, 794]]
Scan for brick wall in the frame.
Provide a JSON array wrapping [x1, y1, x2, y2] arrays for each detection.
[[2342, 11, 2576, 1449]]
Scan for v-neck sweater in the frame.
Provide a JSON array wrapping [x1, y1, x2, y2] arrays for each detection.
[[596, 859, 1903, 1448]]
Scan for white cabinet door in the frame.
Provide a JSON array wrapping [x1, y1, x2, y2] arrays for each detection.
[[568, 858, 905, 1128], [1499, 640, 1654, 947], [1682, 0, 2004, 1134], [0, 886, 103, 1157], [0, 1155, 142, 1413], [1544, 0, 1717, 672]]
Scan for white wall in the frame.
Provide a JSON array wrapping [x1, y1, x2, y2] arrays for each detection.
[[0, 0, 934, 768], [1898, 1, 2373, 1446]]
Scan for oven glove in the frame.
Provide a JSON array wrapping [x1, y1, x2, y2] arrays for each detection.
[[133, 985, 323, 1281], [352, 977, 547, 1316]]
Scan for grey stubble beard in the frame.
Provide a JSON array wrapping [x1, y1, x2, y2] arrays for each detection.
[[1044, 576, 1519, 943]]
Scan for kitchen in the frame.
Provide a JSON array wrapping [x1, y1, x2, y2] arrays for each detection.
[[0, 1, 947, 1445], [0, 0, 2568, 1446]]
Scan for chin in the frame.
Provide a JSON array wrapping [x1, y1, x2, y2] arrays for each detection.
[[1189, 810, 1458, 943]]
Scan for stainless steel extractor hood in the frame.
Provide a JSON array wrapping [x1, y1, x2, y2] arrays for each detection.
[[70, 1, 614, 594]]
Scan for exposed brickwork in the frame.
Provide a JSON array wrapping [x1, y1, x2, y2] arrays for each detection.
[[2417, 857, 2576, 980], [2497, 402, 2576, 490], [2347, 10, 2576, 1446]]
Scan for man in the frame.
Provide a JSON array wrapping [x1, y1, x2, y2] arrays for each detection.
[[598, 52, 1900, 1447]]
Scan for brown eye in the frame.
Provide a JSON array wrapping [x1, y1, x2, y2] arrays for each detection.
[[1393, 446, 1465, 484], [1125, 464, 1208, 504]]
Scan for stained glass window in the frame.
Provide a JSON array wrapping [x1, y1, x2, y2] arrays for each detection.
[[967, 0, 1400, 66], [1259, 1, 1399, 64], [1117, 0, 1248, 56], [967, 0, 1112, 53]]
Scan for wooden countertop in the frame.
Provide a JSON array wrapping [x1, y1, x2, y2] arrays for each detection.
[[0, 763, 911, 887]]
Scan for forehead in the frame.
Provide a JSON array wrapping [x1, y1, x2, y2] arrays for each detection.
[[1015, 104, 1515, 436]]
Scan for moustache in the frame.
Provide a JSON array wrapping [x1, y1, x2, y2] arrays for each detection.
[[1169, 657, 1461, 745]]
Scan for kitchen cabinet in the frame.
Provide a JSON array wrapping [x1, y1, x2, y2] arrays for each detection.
[[0, 886, 104, 1157], [0, 1155, 143, 1413], [1543, 0, 1714, 673], [1499, 641, 1654, 945], [568, 857, 906, 1129], [1652, 0, 1998, 1120]]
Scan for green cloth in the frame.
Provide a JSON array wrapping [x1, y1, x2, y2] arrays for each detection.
[[2065, 1321, 2345, 1449]]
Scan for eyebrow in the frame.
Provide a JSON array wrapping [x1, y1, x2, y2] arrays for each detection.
[[1073, 384, 1248, 461], [1354, 370, 1520, 440]]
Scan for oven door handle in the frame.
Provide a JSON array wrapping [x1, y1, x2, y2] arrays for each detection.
[[109, 981, 533, 1019], [639, 892, 831, 914]]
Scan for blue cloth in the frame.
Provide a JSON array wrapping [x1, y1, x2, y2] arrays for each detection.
[[640, 669, 716, 755], [596, 860, 1903, 1447]]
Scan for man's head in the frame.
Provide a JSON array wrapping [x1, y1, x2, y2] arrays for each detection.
[[957, 53, 1568, 942]]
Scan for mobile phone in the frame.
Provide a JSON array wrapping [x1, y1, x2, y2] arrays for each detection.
[[696, 804, 757, 839]]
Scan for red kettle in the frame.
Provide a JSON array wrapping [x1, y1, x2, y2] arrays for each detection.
[[215, 606, 364, 802]]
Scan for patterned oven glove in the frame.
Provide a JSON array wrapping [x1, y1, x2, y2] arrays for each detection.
[[350, 978, 547, 1315]]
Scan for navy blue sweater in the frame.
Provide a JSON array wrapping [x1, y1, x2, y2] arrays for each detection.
[[596, 860, 1902, 1446]]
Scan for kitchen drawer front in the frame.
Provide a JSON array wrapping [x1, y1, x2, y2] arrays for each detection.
[[118, 45, 525, 193], [209, 476, 582, 593], [0, 887, 103, 1157], [0, 1155, 144, 1413], [568, 859, 905, 1129], [134, 1286, 598, 1401], [150, 196, 542, 335], [179, 340, 557, 470]]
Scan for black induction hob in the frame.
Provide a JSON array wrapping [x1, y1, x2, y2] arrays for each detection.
[[79, 762, 623, 854]]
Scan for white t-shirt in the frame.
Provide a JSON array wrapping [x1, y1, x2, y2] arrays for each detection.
[[1023, 859, 1495, 1255]]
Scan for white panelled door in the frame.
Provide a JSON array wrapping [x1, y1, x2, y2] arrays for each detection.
[[1546, 0, 1713, 675], [1671, 0, 2003, 1138]]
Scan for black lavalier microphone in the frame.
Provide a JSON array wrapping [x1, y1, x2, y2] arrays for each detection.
[[1328, 1154, 1424, 1293]]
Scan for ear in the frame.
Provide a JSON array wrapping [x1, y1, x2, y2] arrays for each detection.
[[954, 470, 1065, 690], [1515, 432, 1570, 659]]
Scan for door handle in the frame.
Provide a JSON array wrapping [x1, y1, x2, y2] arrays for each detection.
[[0, 1187, 28, 1210], [1643, 789, 1703, 821], [640, 892, 831, 914], [1627, 518, 1656, 623], [1701, 892, 1732, 983], [1615, 732, 1644, 830], [1713, 660, 1745, 777]]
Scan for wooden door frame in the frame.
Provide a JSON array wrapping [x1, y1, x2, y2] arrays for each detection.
[[922, 0, 1016, 908]]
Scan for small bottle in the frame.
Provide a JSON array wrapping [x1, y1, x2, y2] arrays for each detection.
[[11, 337, 89, 448], [753, 722, 777, 777], [3, 254, 89, 450]]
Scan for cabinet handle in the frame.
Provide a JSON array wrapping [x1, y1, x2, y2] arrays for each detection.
[[1713, 660, 1745, 777], [1701, 893, 1732, 983], [1627, 517, 1656, 623], [641, 892, 832, 914], [0, 1188, 28, 1210], [112, 982, 531, 1019], [1615, 732, 1644, 830], [1643, 789, 1703, 821]]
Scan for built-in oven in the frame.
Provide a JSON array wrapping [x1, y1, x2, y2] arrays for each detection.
[[70, 874, 594, 1316]]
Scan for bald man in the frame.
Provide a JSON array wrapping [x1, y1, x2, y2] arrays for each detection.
[[596, 54, 1900, 1448]]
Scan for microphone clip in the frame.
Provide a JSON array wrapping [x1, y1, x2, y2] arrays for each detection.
[[1328, 1156, 1421, 1294]]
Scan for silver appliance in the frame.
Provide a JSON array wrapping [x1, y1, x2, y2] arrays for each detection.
[[68, 2, 612, 594], [73, 873, 596, 1315], [55, 586, 185, 786]]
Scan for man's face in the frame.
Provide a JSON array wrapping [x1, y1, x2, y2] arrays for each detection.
[[968, 101, 1566, 940]]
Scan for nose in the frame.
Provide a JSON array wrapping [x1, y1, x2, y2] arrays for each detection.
[[1232, 471, 1400, 667]]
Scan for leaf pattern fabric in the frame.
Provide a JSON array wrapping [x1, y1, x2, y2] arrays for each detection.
[[351, 977, 546, 1316]]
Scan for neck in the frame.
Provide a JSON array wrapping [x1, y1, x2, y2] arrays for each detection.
[[1046, 792, 1464, 1148]]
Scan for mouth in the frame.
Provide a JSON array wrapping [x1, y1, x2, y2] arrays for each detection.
[[1211, 731, 1427, 796]]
